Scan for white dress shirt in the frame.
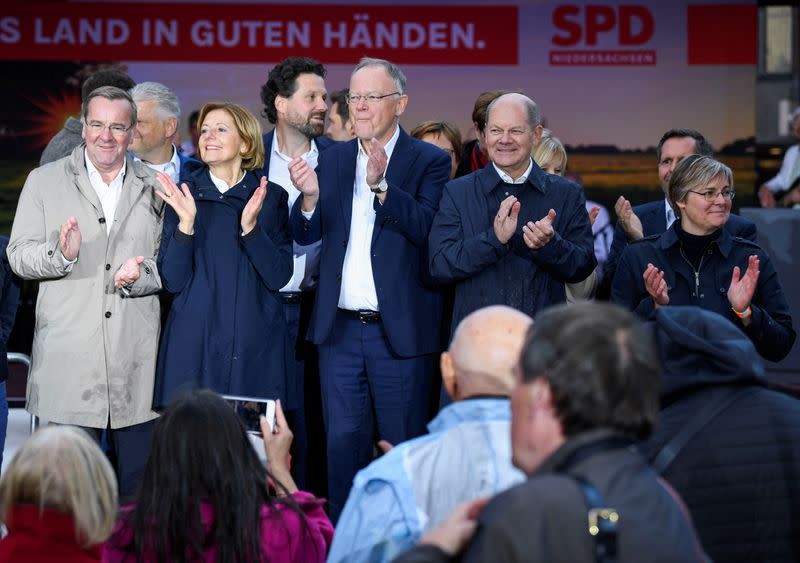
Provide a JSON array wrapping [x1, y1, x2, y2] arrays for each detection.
[[765, 144, 800, 193], [664, 197, 676, 229], [269, 133, 322, 292], [63, 151, 126, 268], [85, 149, 125, 236], [133, 144, 182, 183], [209, 169, 245, 193], [492, 158, 533, 184], [338, 125, 401, 311]]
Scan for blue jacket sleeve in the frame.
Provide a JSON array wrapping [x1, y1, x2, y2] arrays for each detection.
[[530, 188, 597, 283], [375, 151, 451, 247], [327, 477, 418, 563], [241, 185, 293, 291], [741, 252, 796, 362], [0, 238, 19, 345], [611, 246, 657, 318], [290, 195, 322, 246], [429, 185, 511, 282], [157, 205, 194, 294]]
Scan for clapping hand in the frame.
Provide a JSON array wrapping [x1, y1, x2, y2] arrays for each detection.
[[728, 255, 759, 322], [522, 209, 556, 249], [59, 216, 81, 261], [288, 157, 319, 211], [114, 256, 145, 289], [643, 263, 669, 307], [241, 176, 268, 235], [493, 195, 520, 244], [615, 196, 643, 241], [155, 172, 196, 235]]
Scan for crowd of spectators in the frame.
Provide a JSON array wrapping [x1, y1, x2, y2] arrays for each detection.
[[0, 56, 798, 562]]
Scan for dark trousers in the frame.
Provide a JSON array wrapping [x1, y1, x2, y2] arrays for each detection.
[[318, 311, 434, 522], [282, 298, 309, 490], [77, 419, 155, 501]]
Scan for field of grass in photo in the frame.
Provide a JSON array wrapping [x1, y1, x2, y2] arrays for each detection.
[[0, 154, 757, 236]]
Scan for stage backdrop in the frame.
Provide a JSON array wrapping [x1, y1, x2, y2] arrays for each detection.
[[0, 0, 757, 233]]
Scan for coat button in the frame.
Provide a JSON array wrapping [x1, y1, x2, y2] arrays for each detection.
[[99, 217, 106, 224], [342, 240, 347, 247], [105, 311, 112, 318], [105, 264, 111, 270], [47, 250, 53, 256], [144, 266, 151, 275], [336, 273, 342, 281]]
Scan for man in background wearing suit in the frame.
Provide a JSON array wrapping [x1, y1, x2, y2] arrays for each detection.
[[259, 56, 335, 493], [129, 82, 198, 184], [289, 57, 451, 521], [601, 128, 757, 297]]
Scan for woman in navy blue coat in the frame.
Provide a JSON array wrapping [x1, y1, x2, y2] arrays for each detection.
[[612, 154, 795, 362], [153, 102, 293, 408]]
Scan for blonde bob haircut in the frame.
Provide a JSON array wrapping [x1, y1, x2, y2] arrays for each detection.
[[198, 101, 265, 171], [533, 128, 567, 174], [667, 154, 734, 215], [0, 425, 118, 547]]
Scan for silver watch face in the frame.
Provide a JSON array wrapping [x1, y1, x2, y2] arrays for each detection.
[[378, 179, 388, 192]]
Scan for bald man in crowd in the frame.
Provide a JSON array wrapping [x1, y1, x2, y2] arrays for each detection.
[[327, 305, 531, 563]]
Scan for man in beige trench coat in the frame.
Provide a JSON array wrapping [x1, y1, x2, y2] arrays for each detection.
[[7, 86, 164, 497]]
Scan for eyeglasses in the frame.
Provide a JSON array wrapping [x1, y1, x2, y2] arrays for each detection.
[[688, 188, 736, 202], [85, 121, 133, 137], [346, 92, 400, 106]]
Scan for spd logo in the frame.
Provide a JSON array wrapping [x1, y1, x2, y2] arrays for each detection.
[[549, 4, 656, 66]]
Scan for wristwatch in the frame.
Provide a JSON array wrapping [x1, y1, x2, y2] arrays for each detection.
[[370, 178, 389, 193]]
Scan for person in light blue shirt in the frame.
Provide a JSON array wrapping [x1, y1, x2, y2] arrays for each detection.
[[327, 305, 530, 563]]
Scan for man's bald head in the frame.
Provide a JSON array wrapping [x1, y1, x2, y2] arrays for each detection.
[[442, 305, 533, 401]]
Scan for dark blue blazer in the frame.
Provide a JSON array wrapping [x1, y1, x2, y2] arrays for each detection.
[[429, 163, 596, 332], [601, 199, 757, 298], [154, 167, 294, 408], [260, 130, 335, 175], [291, 128, 451, 357]]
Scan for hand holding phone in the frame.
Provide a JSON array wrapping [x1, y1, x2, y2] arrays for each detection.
[[262, 399, 298, 495]]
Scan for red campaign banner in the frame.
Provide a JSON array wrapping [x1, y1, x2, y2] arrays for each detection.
[[687, 4, 756, 65], [0, 2, 518, 65]]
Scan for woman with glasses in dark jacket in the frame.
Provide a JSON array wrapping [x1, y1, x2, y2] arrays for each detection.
[[612, 154, 795, 362]]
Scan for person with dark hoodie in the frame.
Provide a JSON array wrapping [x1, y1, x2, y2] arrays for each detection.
[[643, 305, 800, 563]]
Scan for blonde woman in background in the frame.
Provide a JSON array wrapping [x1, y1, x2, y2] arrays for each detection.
[[0, 426, 117, 562], [533, 130, 608, 302]]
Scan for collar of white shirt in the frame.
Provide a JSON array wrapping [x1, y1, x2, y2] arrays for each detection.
[[358, 124, 401, 163], [85, 150, 126, 186], [492, 158, 533, 185], [132, 145, 181, 179], [664, 197, 676, 228], [209, 169, 246, 193], [271, 133, 319, 165]]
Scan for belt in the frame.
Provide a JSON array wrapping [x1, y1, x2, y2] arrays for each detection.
[[338, 308, 382, 323], [281, 292, 302, 304]]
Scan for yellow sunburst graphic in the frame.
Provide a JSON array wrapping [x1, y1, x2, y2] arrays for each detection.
[[23, 90, 81, 148]]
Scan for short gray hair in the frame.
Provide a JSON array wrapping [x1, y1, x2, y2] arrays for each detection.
[[486, 93, 541, 131], [668, 154, 734, 213], [130, 81, 181, 120], [82, 86, 137, 127], [352, 57, 407, 95]]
